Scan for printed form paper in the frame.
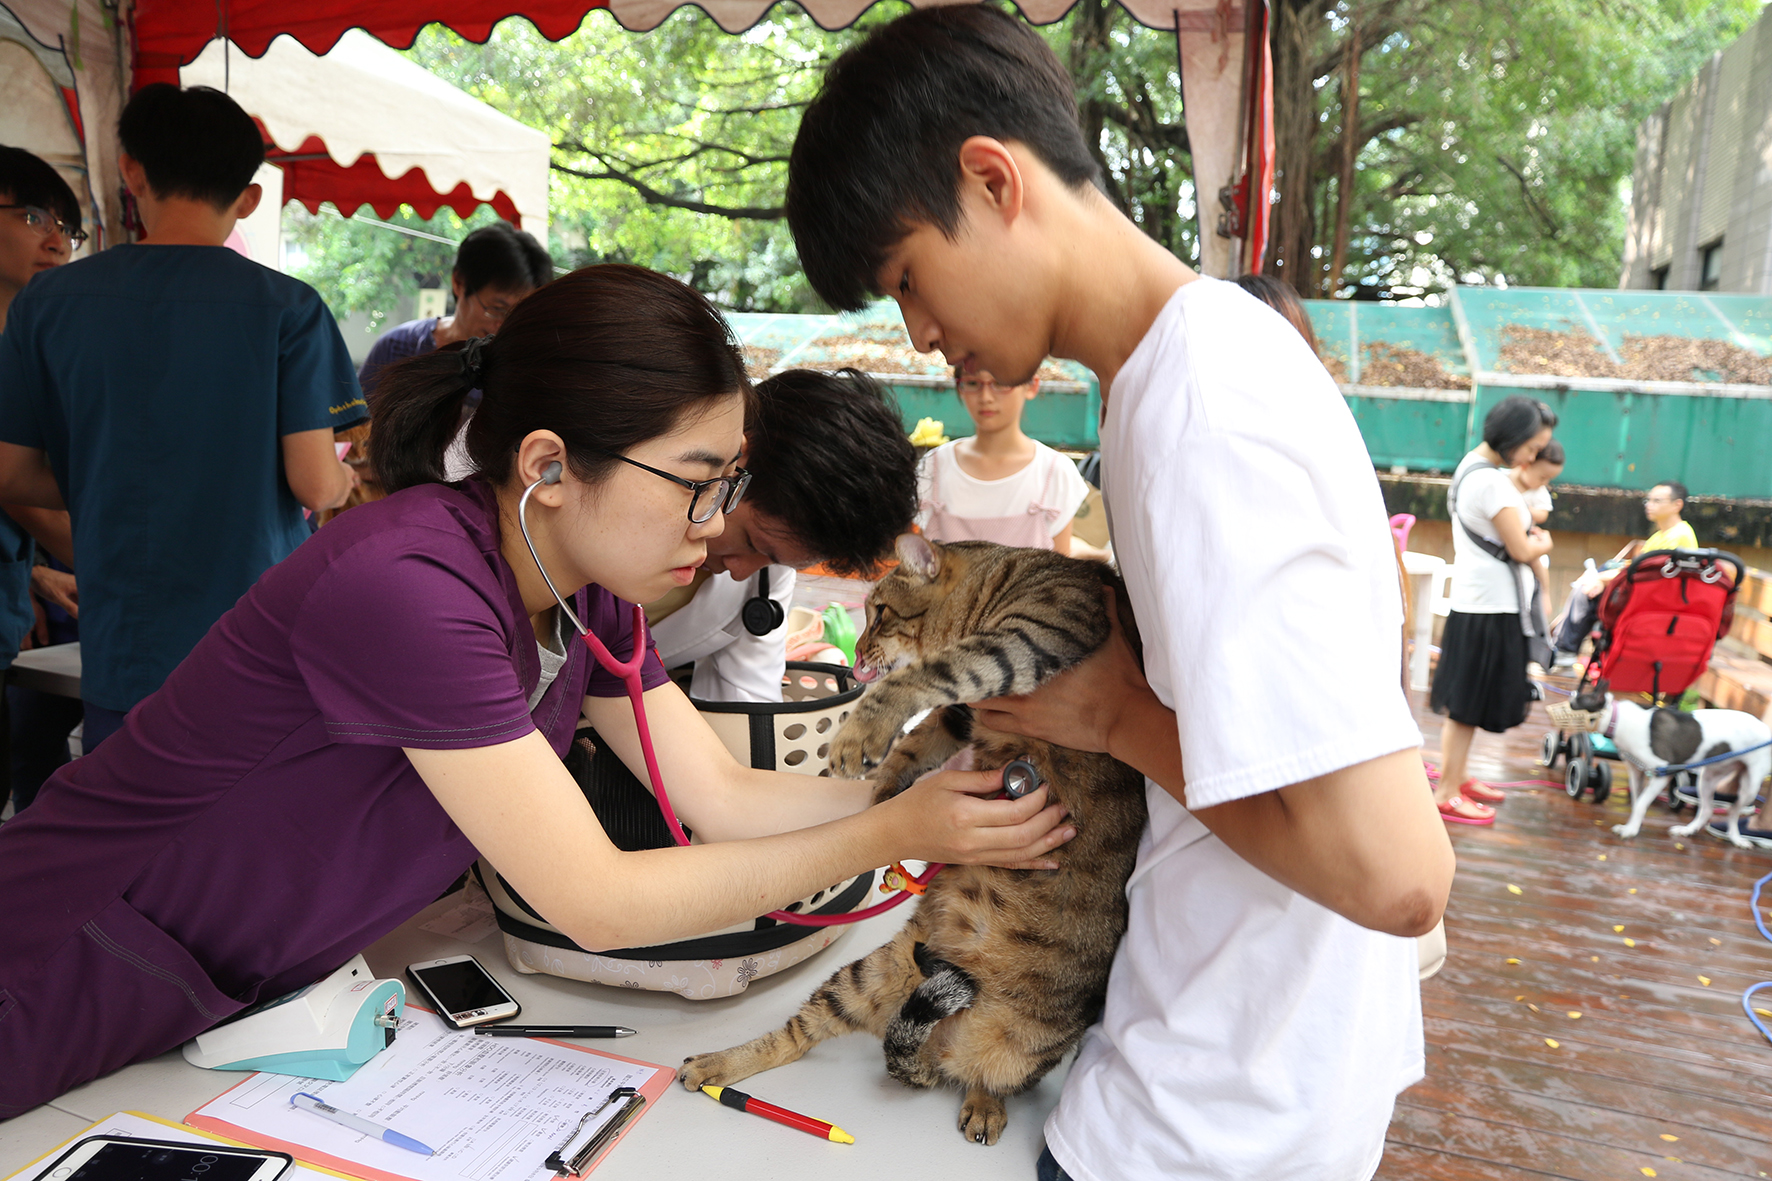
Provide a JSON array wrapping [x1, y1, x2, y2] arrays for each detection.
[[188, 1008, 673, 1181]]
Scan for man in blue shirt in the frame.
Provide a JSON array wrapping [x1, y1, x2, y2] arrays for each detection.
[[0, 85, 365, 750]]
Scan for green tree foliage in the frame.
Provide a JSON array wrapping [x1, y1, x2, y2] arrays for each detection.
[[1269, 0, 1761, 298], [285, 0, 1757, 322], [282, 203, 508, 331]]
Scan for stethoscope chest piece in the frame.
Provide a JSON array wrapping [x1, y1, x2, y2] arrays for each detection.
[[1002, 758, 1044, 800]]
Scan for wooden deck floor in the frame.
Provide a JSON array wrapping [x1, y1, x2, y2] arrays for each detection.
[[1376, 688, 1772, 1180]]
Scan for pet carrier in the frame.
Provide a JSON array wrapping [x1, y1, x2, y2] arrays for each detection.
[[481, 661, 877, 999]]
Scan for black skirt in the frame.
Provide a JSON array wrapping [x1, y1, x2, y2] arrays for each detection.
[[1431, 609, 1531, 733]]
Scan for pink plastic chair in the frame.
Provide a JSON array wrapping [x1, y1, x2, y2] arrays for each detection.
[[1389, 513, 1416, 553]]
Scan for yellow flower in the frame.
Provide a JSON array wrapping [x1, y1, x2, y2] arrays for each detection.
[[907, 417, 950, 447]]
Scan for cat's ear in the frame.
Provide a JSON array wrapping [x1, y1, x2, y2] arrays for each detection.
[[895, 533, 941, 581]]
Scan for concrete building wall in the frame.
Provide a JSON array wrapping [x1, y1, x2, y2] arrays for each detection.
[[1624, 10, 1772, 293]]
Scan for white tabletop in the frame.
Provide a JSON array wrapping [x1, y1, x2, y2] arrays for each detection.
[[2, 889, 1067, 1181], [6, 643, 80, 699]]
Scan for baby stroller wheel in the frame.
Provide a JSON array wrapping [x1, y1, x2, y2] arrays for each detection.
[[1589, 760, 1612, 804], [1539, 732, 1560, 769], [1566, 757, 1589, 800], [1571, 732, 1593, 764]]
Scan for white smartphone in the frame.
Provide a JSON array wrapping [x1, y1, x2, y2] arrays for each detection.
[[36, 1138, 290, 1181], [406, 954, 521, 1029]]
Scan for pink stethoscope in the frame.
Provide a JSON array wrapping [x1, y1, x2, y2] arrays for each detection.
[[517, 463, 942, 926]]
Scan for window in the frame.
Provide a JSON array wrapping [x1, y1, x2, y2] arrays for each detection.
[[1700, 240, 1724, 291], [1651, 265, 1670, 290]]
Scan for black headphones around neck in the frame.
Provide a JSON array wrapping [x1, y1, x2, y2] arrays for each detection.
[[741, 567, 785, 637]]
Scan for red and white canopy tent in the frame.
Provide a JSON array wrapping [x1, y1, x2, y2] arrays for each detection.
[[179, 30, 552, 261], [9, 0, 1271, 275]]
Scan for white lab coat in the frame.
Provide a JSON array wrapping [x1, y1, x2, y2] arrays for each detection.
[[650, 566, 796, 704]]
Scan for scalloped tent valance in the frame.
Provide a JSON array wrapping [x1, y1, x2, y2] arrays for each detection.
[[179, 30, 550, 237], [129, 0, 1270, 275]]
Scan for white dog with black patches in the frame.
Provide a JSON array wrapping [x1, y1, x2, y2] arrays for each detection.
[[1569, 684, 1771, 847]]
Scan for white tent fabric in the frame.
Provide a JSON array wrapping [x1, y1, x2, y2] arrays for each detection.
[[181, 30, 551, 238], [2, 0, 129, 250]]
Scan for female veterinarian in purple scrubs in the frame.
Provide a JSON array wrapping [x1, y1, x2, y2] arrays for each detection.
[[0, 265, 1073, 1115]]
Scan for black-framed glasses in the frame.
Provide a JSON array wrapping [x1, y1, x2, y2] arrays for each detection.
[[611, 455, 751, 524], [0, 204, 88, 246]]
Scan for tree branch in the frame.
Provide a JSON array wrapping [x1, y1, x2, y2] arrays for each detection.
[[550, 159, 784, 220], [1495, 154, 1559, 238]]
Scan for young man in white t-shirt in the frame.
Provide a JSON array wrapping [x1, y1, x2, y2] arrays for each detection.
[[786, 9, 1454, 1179]]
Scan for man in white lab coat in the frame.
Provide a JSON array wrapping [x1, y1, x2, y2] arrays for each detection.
[[648, 368, 920, 702]]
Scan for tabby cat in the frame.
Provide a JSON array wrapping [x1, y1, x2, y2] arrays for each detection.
[[678, 534, 1148, 1145]]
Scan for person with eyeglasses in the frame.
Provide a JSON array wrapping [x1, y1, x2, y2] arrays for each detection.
[[1550, 479, 1696, 667], [355, 221, 552, 408], [0, 145, 85, 813], [0, 87, 364, 754], [0, 264, 1075, 1115]]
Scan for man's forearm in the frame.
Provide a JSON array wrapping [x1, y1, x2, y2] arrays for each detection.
[[1107, 698, 1451, 937], [0, 444, 64, 510], [2, 505, 73, 565]]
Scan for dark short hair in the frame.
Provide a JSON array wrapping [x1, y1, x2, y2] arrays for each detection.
[[1236, 274, 1319, 357], [0, 144, 81, 229], [455, 222, 553, 298], [787, 5, 1100, 311], [118, 84, 264, 209], [743, 369, 918, 576], [1533, 438, 1565, 467], [1482, 395, 1551, 465], [372, 265, 751, 492], [1532, 398, 1559, 430], [1654, 479, 1688, 503]]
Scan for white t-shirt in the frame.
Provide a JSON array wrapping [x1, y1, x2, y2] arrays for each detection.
[[1045, 278, 1424, 1181], [1521, 483, 1552, 518], [915, 439, 1091, 541], [1448, 453, 1531, 614]]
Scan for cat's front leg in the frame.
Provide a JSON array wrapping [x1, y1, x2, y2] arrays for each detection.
[[829, 680, 933, 777], [869, 707, 971, 802]]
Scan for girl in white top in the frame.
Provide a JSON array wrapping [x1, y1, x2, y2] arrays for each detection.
[[916, 368, 1091, 551]]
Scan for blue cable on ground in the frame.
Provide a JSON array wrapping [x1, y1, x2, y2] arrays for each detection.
[[1747, 870, 1772, 1047]]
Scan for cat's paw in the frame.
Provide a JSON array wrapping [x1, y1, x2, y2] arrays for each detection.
[[829, 704, 901, 778], [958, 1090, 1008, 1146], [678, 1049, 750, 1091]]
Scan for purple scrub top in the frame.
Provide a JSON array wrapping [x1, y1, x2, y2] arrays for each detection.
[[0, 479, 666, 1115]]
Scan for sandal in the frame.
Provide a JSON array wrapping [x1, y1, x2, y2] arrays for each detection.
[[1437, 795, 1496, 826], [1458, 778, 1506, 805]]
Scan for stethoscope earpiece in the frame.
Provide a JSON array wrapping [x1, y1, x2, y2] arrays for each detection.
[[541, 460, 563, 486]]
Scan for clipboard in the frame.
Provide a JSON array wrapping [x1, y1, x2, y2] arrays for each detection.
[[185, 1007, 673, 1181]]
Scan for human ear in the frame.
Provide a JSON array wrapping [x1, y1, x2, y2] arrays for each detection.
[[118, 154, 148, 199], [233, 183, 263, 221], [452, 271, 466, 302], [956, 136, 1024, 227], [514, 431, 571, 506]]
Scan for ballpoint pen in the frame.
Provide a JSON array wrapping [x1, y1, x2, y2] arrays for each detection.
[[475, 1025, 637, 1038], [699, 1084, 854, 1143], [290, 1093, 434, 1156]]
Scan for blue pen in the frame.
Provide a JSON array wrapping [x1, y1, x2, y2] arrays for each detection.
[[291, 1092, 435, 1156]]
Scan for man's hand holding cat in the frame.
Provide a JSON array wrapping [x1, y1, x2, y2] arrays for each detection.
[[884, 769, 1075, 869], [973, 585, 1161, 761]]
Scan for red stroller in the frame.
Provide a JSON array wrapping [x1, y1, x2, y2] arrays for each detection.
[[1543, 547, 1743, 802]]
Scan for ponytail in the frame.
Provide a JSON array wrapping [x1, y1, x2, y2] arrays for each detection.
[[370, 265, 751, 495], [370, 344, 477, 491]]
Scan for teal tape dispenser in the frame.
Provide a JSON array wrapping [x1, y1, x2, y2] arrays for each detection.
[[183, 954, 405, 1080]]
